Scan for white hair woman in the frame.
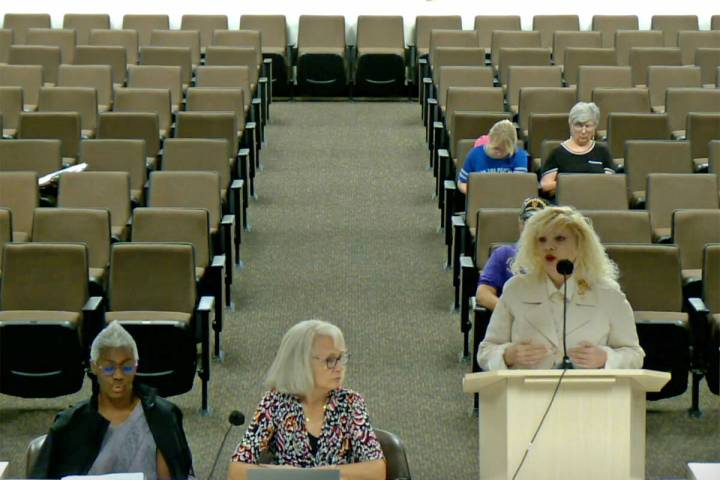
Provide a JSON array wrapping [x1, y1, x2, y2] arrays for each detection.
[[477, 206, 644, 370], [457, 119, 529, 194], [540, 102, 616, 197], [228, 320, 385, 480], [30, 322, 194, 479]]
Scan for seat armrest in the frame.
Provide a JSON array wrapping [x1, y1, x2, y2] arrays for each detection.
[[252, 97, 261, 105], [427, 97, 437, 106], [444, 179, 456, 191], [452, 214, 466, 228], [211, 254, 225, 269], [198, 295, 214, 313], [83, 296, 103, 313], [246, 121, 256, 130], [433, 121, 443, 129], [231, 179, 244, 190], [460, 255, 475, 270], [221, 214, 235, 226], [688, 297, 709, 315], [422, 77, 432, 84]]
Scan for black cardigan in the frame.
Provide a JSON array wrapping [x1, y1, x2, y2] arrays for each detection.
[[29, 383, 194, 479]]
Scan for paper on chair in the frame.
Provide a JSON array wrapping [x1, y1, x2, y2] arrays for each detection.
[[61, 474, 144, 480]]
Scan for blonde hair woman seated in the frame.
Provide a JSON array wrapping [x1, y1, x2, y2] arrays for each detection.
[[477, 206, 644, 370], [457, 119, 528, 194], [228, 320, 385, 480]]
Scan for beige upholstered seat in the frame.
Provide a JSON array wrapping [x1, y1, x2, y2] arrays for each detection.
[[88, 29, 139, 65], [113, 87, 172, 139], [651, 15, 698, 47], [62, 13, 110, 45], [665, 87, 720, 138], [139, 46, 192, 87], [97, 112, 161, 164], [122, 14, 169, 47], [582, 210, 651, 243], [592, 15, 639, 48], [37, 86, 98, 138], [151, 30, 201, 67], [672, 209, 720, 282], [506, 65, 561, 114], [556, 173, 628, 210], [18, 111, 81, 164], [8, 45, 61, 85], [181, 14, 229, 51], [2, 13, 51, 44], [615, 30, 664, 66], [623, 140, 693, 207], [0, 85, 22, 136], [58, 65, 113, 112], [26, 28, 76, 64], [605, 113, 670, 164], [518, 86, 576, 138], [552, 31, 602, 67], [563, 48, 616, 85], [474, 16, 520, 54], [646, 65, 701, 112], [80, 139, 147, 205], [0, 64, 42, 111], [0, 171, 38, 242], [576, 66, 632, 102], [591, 87, 651, 137], [0, 138, 61, 176], [74, 45, 127, 86], [628, 47, 682, 86]]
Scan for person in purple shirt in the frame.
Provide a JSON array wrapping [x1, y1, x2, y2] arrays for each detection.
[[476, 197, 548, 310], [457, 119, 529, 194]]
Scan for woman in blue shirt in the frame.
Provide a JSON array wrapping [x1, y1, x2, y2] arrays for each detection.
[[457, 119, 529, 194]]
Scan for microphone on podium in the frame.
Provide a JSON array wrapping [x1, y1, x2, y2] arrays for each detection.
[[556, 259, 575, 370], [208, 410, 245, 479]]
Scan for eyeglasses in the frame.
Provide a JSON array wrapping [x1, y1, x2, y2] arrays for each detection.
[[98, 362, 137, 376], [313, 353, 350, 370], [572, 122, 596, 131]]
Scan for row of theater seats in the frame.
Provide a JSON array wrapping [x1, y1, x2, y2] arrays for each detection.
[[414, 33, 720, 414]]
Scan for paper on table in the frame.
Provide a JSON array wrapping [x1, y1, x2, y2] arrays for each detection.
[[61, 474, 144, 480]]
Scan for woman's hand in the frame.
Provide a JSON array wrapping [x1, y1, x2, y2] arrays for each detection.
[[503, 340, 549, 368], [568, 341, 607, 368]]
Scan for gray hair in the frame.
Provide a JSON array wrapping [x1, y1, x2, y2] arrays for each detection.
[[90, 321, 139, 364], [265, 320, 346, 397], [568, 102, 600, 126]]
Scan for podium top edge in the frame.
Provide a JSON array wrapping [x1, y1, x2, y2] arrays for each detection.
[[463, 369, 671, 393]]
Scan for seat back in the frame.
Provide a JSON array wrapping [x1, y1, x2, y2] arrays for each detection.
[[58, 65, 113, 111], [149, 170, 222, 227], [437, 66, 494, 108], [80, 139, 147, 197], [297, 15, 346, 52], [556, 174, 628, 210], [0, 65, 42, 109], [25, 435, 47, 478], [114, 88, 172, 134], [686, 113, 720, 161], [445, 86, 504, 133], [415, 16, 463, 56], [1, 242, 88, 312], [526, 113, 569, 160], [677, 31, 720, 65], [0, 85, 22, 131], [127, 66, 183, 110], [490, 30, 541, 68], [356, 15, 404, 53], [32, 208, 111, 269], [0, 29, 11, 63], [26, 28, 76, 64], [239, 15, 288, 55], [498, 47, 552, 86], [474, 16, 521, 52], [37, 86, 98, 131], [195, 65, 250, 89], [18, 111, 81, 159], [205, 46, 259, 86], [651, 15, 699, 47], [58, 171, 131, 231], [665, 88, 720, 134], [212, 30, 262, 65], [592, 15, 639, 48], [591, 87, 650, 132], [163, 138, 231, 190], [122, 14, 170, 47], [465, 173, 538, 232], [474, 208, 520, 269], [450, 111, 511, 160], [646, 65, 701, 110], [695, 48, 720, 87], [185, 87, 246, 132], [615, 30, 665, 65], [8, 45, 61, 85], [704, 244, 720, 313], [646, 173, 719, 235], [174, 111, 238, 160], [623, 140, 692, 203], [88, 29, 140, 65], [563, 47, 616, 85], [532, 15, 580, 48], [429, 30, 479, 68], [139, 46, 192, 85], [582, 210, 651, 243], [373, 429, 412, 480], [606, 113, 670, 160], [552, 31, 602, 66], [63, 13, 110, 45], [0, 138, 61, 176], [672, 209, 720, 271], [132, 207, 211, 269], [74, 45, 127, 85], [181, 14, 229, 49], [97, 112, 160, 157], [150, 30, 201, 66], [2, 13, 51, 44], [628, 47, 682, 86], [0, 208, 10, 272], [430, 47, 485, 84], [109, 242, 196, 313], [506, 65, 562, 109], [0, 171, 38, 241], [576, 66, 632, 102], [517, 86, 577, 134]]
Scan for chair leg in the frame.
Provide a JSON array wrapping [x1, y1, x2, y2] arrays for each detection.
[[689, 370, 703, 418], [197, 298, 212, 416]]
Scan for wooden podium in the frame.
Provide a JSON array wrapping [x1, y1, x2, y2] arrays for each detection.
[[463, 369, 670, 480]]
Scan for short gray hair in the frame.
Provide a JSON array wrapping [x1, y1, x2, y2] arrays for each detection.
[[568, 102, 600, 126], [90, 321, 139, 364], [265, 320, 345, 397]]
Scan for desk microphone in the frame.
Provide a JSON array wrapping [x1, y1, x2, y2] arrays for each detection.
[[208, 410, 245, 479], [556, 259, 575, 370]]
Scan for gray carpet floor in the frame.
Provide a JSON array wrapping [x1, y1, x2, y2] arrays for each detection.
[[0, 101, 718, 479]]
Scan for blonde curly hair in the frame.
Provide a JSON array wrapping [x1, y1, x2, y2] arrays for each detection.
[[511, 206, 619, 293]]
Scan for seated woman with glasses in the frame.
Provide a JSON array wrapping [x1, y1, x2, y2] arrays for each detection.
[[228, 319, 385, 480], [540, 102, 616, 198], [30, 321, 194, 479]]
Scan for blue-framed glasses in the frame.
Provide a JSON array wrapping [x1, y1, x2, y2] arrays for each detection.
[[99, 362, 137, 376]]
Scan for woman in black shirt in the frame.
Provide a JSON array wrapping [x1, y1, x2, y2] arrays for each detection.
[[540, 102, 616, 197]]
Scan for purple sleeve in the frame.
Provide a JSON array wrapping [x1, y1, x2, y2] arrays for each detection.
[[478, 246, 516, 291]]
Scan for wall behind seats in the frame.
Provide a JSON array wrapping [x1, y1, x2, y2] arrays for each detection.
[[1, 0, 714, 43]]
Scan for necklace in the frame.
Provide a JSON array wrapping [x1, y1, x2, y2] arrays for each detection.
[[304, 403, 327, 423]]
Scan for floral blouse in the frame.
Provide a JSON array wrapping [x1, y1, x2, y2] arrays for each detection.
[[231, 388, 384, 467]]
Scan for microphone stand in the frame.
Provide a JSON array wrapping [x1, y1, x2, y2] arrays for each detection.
[[559, 273, 574, 370]]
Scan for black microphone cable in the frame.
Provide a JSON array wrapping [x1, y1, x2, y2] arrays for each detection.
[[208, 410, 245, 479]]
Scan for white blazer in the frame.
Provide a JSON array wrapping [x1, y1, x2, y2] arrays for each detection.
[[477, 274, 645, 370]]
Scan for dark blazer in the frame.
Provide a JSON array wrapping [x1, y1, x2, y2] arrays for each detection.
[[29, 382, 194, 479]]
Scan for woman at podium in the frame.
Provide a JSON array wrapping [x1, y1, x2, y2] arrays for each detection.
[[477, 206, 644, 371], [228, 320, 385, 480]]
